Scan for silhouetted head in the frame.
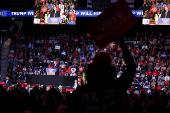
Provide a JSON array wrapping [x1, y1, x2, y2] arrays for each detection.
[[86, 52, 116, 85]]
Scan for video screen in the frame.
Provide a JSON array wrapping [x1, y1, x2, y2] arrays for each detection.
[[34, 0, 77, 25], [142, 0, 170, 25]]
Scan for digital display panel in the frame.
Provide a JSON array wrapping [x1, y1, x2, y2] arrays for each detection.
[[142, 0, 170, 25], [33, 0, 77, 25]]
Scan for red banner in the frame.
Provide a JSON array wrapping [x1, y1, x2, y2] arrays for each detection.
[[161, 63, 166, 67], [80, 36, 84, 39], [149, 22, 156, 25], [86, 0, 137, 49], [41, 7, 47, 12], [74, 39, 78, 42], [150, 7, 157, 12], [41, 0, 45, 2], [87, 33, 91, 37], [40, 22, 45, 24]]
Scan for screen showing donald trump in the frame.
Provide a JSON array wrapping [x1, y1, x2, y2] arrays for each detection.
[[142, 0, 170, 25], [34, 0, 77, 25]]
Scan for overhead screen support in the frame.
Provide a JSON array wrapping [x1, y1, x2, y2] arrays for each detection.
[[92, 0, 111, 12]]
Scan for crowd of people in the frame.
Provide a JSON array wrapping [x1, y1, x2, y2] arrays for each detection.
[[1, 31, 170, 112], [143, 0, 170, 25], [34, 0, 77, 24], [4, 31, 170, 91]]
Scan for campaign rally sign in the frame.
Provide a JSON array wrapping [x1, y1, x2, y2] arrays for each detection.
[[47, 17, 61, 23], [86, 0, 137, 49], [41, 0, 45, 2], [74, 39, 78, 42], [87, 33, 91, 37], [158, 18, 170, 23], [41, 7, 47, 12], [61, 51, 66, 55], [89, 47, 94, 51], [40, 22, 45, 24], [46, 68, 57, 72], [150, 7, 157, 12], [34, 18, 40, 24], [55, 45, 60, 49], [161, 54, 167, 58]]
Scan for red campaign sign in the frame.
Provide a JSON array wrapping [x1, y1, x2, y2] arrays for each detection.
[[161, 63, 166, 67], [87, 33, 91, 37], [117, 47, 121, 51], [41, 7, 47, 12], [149, 22, 156, 25], [65, 89, 75, 93], [80, 36, 84, 39], [74, 39, 78, 42], [41, 0, 45, 2], [150, 7, 157, 12], [40, 22, 45, 24], [86, 0, 137, 49]]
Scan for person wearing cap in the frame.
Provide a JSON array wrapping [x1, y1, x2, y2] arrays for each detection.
[[157, 79, 164, 86], [158, 73, 165, 81], [144, 77, 150, 89], [45, 10, 50, 23], [155, 10, 161, 24], [156, 83, 162, 90], [66, 36, 136, 113], [132, 78, 139, 90]]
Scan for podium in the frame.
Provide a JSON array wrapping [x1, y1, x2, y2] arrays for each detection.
[[47, 17, 61, 24], [46, 68, 57, 75], [158, 18, 170, 25]]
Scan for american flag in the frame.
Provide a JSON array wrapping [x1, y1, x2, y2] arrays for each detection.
[[87, 0, 135, 10]]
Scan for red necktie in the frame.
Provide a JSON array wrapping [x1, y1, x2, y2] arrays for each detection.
[[53, 13, 55, 17], [165, 13, 166, 18], [54, 65, 55, 68]]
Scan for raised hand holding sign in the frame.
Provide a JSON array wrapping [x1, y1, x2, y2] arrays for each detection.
[[86, 0, 137, 49]]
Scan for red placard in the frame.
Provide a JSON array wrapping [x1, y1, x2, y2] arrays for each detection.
[[161, 63, 166, 67], [40, 22, 45, 24], [41, 0, 45, 2], [87, 33, 91, 37], [65, 89, 75, 93], [41, 7, 47, 12], [86, 0, 137, 49], [150, 7, 157, 12], [149, 22, 156, 25], [74, 39, 78, 42], [80, 36, 84, 39]]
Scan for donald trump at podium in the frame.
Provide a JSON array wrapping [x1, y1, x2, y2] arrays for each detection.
[[52, 61, 58, 75], [72, 80, 80, 89]]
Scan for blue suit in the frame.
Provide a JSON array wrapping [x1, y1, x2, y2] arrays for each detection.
[[4, 79, 12, 87]]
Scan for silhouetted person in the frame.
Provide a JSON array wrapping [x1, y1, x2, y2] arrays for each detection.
[[66, 36, 136, 113]]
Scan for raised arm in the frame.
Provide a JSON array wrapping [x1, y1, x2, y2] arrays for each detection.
[[116, 36, 136, 91]]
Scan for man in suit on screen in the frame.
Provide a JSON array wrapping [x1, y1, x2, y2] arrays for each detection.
[[50, 5, 61, 17], [161, 5, 170, 18]]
